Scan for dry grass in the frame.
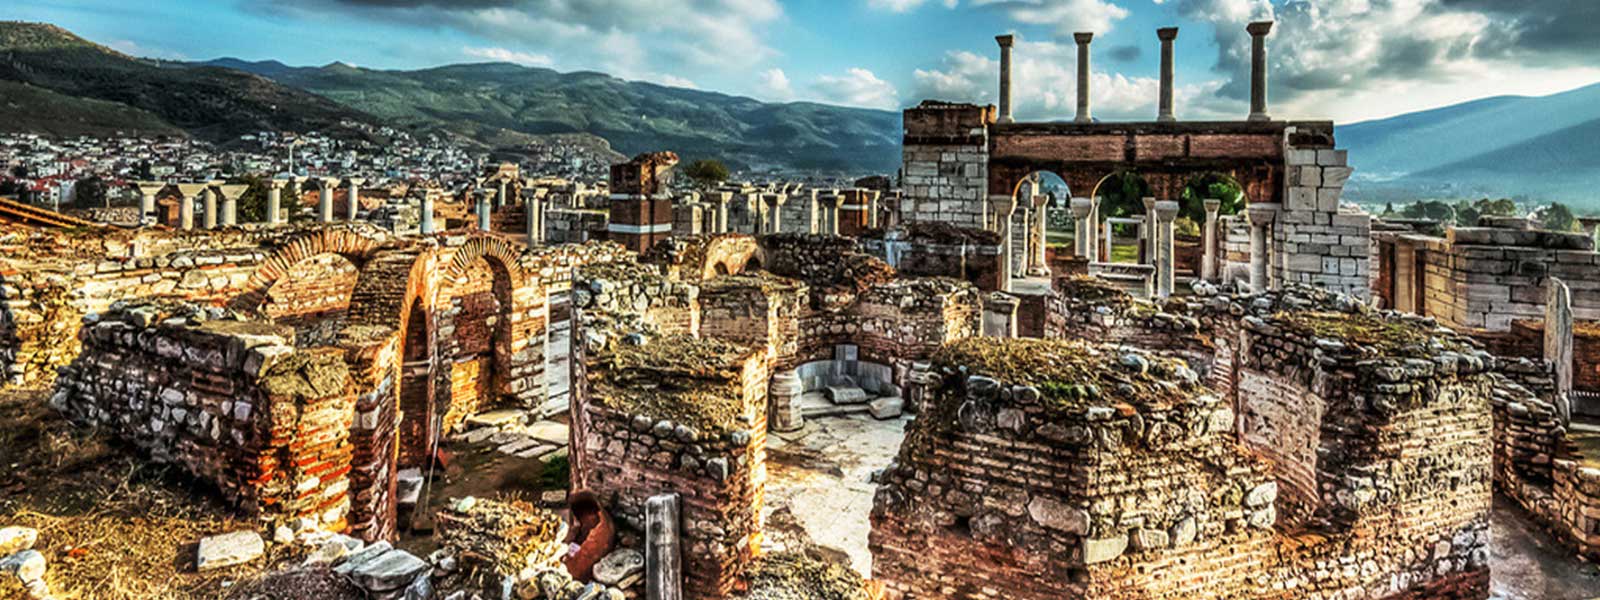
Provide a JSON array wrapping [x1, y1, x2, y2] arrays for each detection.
[[0, 388, 294, 600]]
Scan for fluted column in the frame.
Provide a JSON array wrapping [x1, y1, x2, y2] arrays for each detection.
[[1157, 27, 1178, 122], [1073, 32, 1094, 123], [1247, 21, 1274, 122], [1030, 195, 1050, 275], [1202, 198, 1222, 281], [996, 34, 1016, 124], [476, 190, 492, 231], [1247, 203, 1280, 292], [1154, 200, 1178, 297]]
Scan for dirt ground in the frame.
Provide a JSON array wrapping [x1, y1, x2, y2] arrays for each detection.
[[0, 388, 299, 600]]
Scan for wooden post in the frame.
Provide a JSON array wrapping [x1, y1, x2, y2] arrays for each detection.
[[646, 494, 682, 600]]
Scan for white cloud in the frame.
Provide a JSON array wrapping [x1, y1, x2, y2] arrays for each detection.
[[760, 68, 796, 101], [912, 38, 1238, 121], [971, 0, 1131, 35], [868, 0, 959, 12], [462, 46, 553, 67], [814, 68, 901, 110]]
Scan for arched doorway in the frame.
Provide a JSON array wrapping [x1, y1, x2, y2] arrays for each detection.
[[436, 255, 516, 434], [260, 253, 360, 345], [398, 301, 432, 468], [1089, 171, 1153, 264], [1179, 172, 1246, 282], [1008, 172, 1069, 281]]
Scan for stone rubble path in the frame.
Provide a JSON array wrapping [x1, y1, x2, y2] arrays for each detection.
[[451, 412, 572, 460]]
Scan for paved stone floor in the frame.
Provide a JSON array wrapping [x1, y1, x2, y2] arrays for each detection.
[[762, 413, 1600, 597]]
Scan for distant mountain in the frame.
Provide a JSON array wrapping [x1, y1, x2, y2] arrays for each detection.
[[0, 22, 379, 144], [1337, 83, 1600, 208], [197, 59, 903, 173]]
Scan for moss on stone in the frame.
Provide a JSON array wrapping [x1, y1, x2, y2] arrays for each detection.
[[590, 335, 756, 433], [259, 351, 348, 400], [931, 337, 1201, 411], [731, 552, 876, 600], [1275, 311, 1463, 357]]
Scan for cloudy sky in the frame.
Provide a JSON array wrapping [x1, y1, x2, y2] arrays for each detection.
[[10, 0, 1600, 123]]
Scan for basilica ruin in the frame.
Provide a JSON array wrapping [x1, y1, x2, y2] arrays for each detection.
[[2, 18, 1599, 600]]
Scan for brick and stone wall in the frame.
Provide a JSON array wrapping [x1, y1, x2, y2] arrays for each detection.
[[900, 102, 994, 229], [860, 224, 1005, 292], [51, 303, 358, 533], [571, 333, 769, 598], [1388, 226, 1600, 332], [1275, 145, 1369, 298], [1490, 359, 1600, 560]]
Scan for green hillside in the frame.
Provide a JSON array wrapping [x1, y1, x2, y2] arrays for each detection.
[[0, 21, 379, 143], [0, 80, 183, 137]]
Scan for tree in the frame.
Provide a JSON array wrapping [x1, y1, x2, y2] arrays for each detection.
[[1400, 200, 1455, 223], [73, 176, 108, 209], [1382, 202, 1396, 217], [1453, 197, 1518, 227], [1178, 173, 1244, 224], [229, 175, 270, 223], [683, 159, 730, 190], [1536, 202, 1580, 232]]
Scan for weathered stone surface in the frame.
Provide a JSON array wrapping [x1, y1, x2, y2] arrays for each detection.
[[1082, 535, 1129, 565], [0, 549, 46, 584], [0, 527, 39, 557], [1026, 496, 1088, 535], [196, 531, 264, 571]]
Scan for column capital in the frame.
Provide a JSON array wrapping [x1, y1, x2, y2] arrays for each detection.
[[1157, 27, 1179, 41], [1073, 32, 1094, 45], [1154, 200, 1180, 221], [267, 178, 289, 190], [1246, 21, 1274, 37], [1246, 202, 1281, 225], [995, 34, 1015, 47], [989, 194, 1018, 216], [346, 178, 366, 187], [1142, 197, 1157, 212], [1069, 197, 1094, 218], [173, 183, 211, 197], [1203, 198, 1222, 213], [131, 181, 165, 194], [215, 184, 248, 200]]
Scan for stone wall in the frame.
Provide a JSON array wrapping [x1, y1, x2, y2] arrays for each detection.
[[1491, 360, 1600, 560], [861, 224, 1005, 292], [571, 334, 769, 598], [545, 208, 609, 244], [51, 303, 358, 533], [1275, 145, 1369, 298], [1387, 227, 1600, 331], [899, 102, 994, 229]]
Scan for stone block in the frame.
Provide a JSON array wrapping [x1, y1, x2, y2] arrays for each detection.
[[869, 396, 905, 420], [0, 527, 39, 557], [197, 530, 265, 571], [1317, 149, 1348, 166], [1083, 534, 1129, 564]]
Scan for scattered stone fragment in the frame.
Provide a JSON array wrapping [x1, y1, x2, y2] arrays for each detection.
[[593, 548, 644, 586], [0, 527, 39, 557], [868, 396, 904, 420], [0, 549, 46, 584], [196, 531, 265, 571]]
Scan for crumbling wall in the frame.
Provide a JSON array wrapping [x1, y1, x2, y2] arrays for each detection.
[[900, 102, 993, 229], [1409, 228, 1600, 331], [51, 303, 357, 532], [861, 224, 1005, 292], [1491, 359, 1600, 560], [571, 334, 769, 598]]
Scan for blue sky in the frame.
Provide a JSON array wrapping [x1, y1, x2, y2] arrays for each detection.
[[10, 0, 1600, 123]]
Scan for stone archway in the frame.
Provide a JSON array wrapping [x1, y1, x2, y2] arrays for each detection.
[[433, 236, 542, 435], [229, 226, 392, 319]]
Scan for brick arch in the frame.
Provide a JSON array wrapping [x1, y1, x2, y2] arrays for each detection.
[[701, 235, 763, 281], [229, 226, 393, 315], [433, 234, 546, 436], [440, 235, 533, 291]]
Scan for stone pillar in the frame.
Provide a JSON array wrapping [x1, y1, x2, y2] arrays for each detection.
[[645, 494, 682, 600], [716, 194, 731, 233], [266, 179, 285, 225], [131, 182, 162, 226], [476, 190, 491, 231], [1157, 27, 1178, 122], [983, 292, 1020, 338], [996, 34, 1016, 124], [347, 178, 365, 221], [1142, 197, 1158, 264], [1154, 200, 1179, 297], [1073, 32, 1094, 123], [1089, 198, 1102, 261], [496, 179, 508, 210], [991, 195, 1017, 292], [173, 183, 208, 231], [1030, 194, 1050, 276], [217, 184, 246, 227], [768, 195, 784, 234], [201, 188, 218, 229], [1247, 21, 1274, 122], [1247, 203, 1280, 293], [769, 371, 804, 433], [1202, 198, 1221, 281], [1547, 278, 1574, 424], [534, 190, 547, 241], [420, 192, 436, 235], [1069, 197, 1094, 259], [318, 179, 335, 223]]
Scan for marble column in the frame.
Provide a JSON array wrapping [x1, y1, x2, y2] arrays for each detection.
[[420, 192, 436, 235], [716, 195, 731, 233], [201, 188, 218, 229], [991, 195, 1017, 292], [646, 494, 683, 600], [132, 182, 162, 226], [346, 178, 365, 221], [266, 179, 286, 225], [1074, 32, 1094, 123], [1154, 200, 1179, 297], [1069, 197, 1094, 259], [1157, 27, 1179, 122], [1246, 203, 1280, 292], [996, 34, 1016, 124], [1202, 198, 1222, 282], [217, 184, 246, 227], [476, 190, 492, 231], [525, 193, 541, 244], [318, 178, 335, 223], [1247, 21, 1274, 122], [496, 180, 508, 210], [1142, 197, 1158, 264], [1547, 278, 1574, 424], [1030, 195, 1050, 275]]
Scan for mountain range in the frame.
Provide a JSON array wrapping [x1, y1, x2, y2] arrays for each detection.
[[1336, 82, 1600, 209], [2, 21, 1598, 202]]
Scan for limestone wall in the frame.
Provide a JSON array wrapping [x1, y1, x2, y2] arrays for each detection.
[[1395, 228, 1600, 331], [1491, 361, 1600, 560], [900, 102, 993, 229], [1275, 145, 1370, 298]]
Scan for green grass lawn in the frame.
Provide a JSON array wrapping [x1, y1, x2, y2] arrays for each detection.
[[1047, 235, 1140, 263]]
